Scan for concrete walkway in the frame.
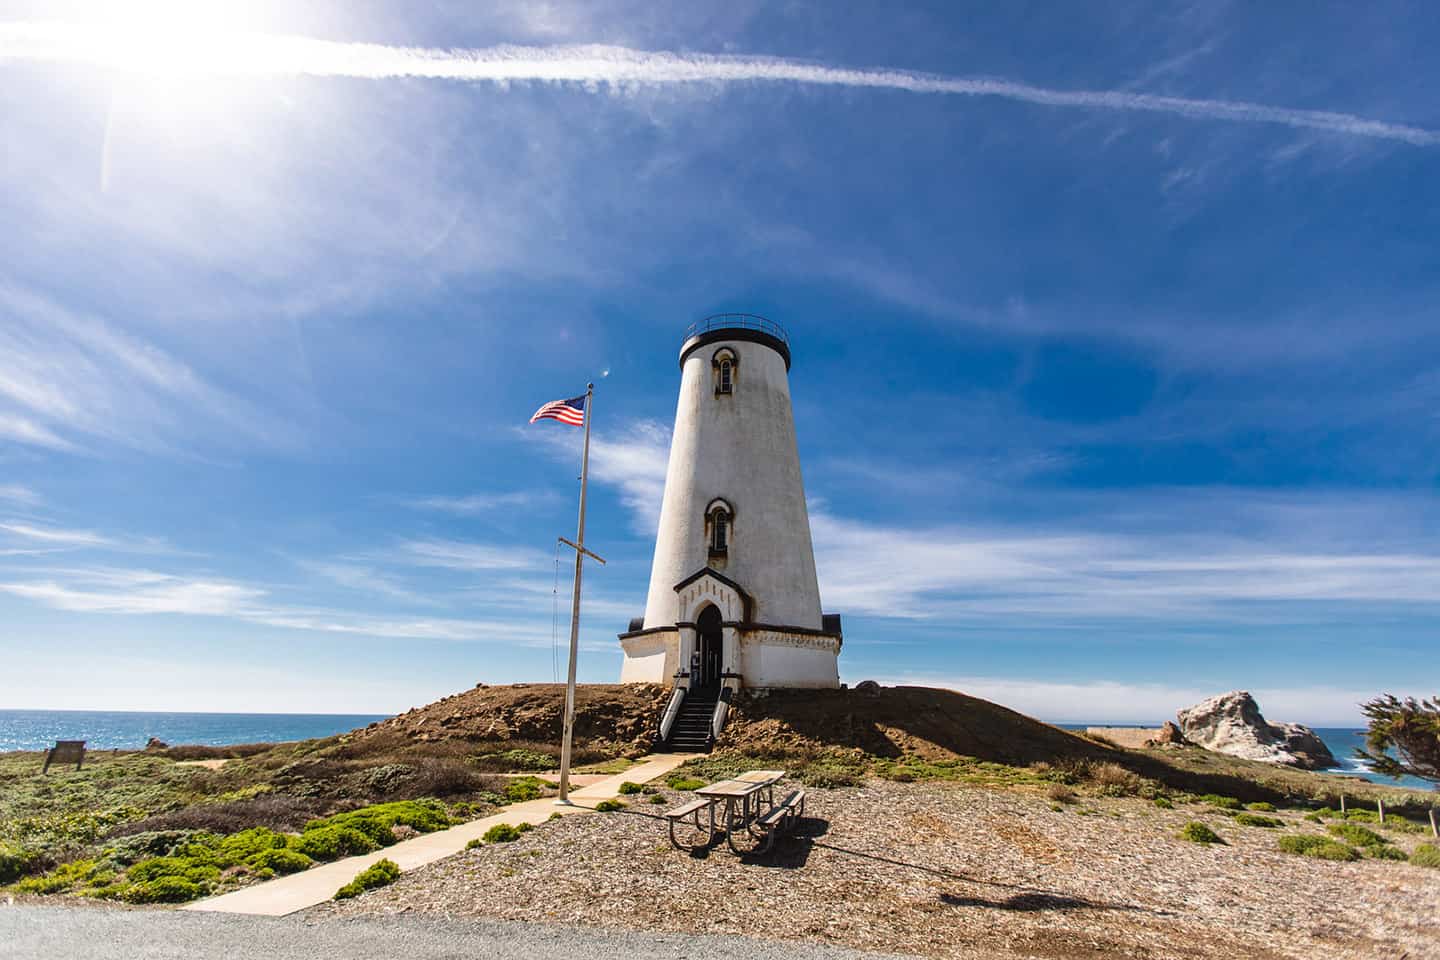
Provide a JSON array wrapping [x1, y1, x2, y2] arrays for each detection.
[[183, 753, 694, 917]]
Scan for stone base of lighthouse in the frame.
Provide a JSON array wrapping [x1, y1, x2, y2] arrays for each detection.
[[618, 568, 842, 690]]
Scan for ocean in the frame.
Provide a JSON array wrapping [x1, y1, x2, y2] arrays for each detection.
[[0, 710, 1431, 792], [0, 709, 386, 753]]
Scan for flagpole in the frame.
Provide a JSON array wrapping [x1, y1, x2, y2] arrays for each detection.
[[555, 382, 594, 805]]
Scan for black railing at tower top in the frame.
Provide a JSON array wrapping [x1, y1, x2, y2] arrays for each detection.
[[683, 313, 789, 346]]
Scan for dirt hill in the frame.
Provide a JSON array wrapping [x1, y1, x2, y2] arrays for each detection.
[[344, 682, 1107, 767]]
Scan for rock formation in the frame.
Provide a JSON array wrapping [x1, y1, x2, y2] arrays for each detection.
[[1145, 720, 1188, 747], [1176, 691, 1337, 770]]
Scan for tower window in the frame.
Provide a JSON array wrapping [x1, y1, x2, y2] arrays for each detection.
[[712, 348, 737, 395], [706, 499, 733, 557]]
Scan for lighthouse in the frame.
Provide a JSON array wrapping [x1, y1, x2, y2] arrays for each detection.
[[620, 315, 841, 744]]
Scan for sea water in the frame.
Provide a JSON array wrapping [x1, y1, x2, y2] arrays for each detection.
[[0, 709, 386, 752]]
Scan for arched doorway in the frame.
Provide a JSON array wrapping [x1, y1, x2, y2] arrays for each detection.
[[695, 605, 723, 690]]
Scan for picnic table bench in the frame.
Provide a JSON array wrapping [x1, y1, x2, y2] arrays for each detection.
[[42, 740, 86, 773], [663, 769, 804, 853]]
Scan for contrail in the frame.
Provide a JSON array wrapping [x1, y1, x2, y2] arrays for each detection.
[[3, 21, 1437, 146]]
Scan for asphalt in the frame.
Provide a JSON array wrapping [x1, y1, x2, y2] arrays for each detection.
[[0, 904, 913, 960]]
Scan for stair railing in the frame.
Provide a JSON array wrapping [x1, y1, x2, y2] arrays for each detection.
[[658, 686, 686, 743], [710, 677, 741, 742]]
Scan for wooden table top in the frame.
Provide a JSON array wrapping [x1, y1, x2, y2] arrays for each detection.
[[696, 779, 766, 798], [735, 769, 786, 784]]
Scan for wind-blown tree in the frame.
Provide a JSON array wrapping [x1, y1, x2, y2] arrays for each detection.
[[1357, 695, 1440, 787]]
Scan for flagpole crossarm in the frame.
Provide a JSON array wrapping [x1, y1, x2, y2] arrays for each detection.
[[558, 536, 606, 565]]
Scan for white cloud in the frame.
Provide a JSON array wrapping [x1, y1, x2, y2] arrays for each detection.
[[873, 674, 1378, 727], [0, 285, 291, 454], [398, 538, 547, 572], [539, 418, 671, 534], [1, 25, 1435, 145], [0, 521, 111, 546], [401, 491, 544, 515], [0, 484, 41, 506], [0, 574, 260, 615]]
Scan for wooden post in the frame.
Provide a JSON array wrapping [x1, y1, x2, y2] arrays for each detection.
[[1377, 797, 1385, 824], [1339, 793, 1346, 815], [1429, 807, 1437, 839]]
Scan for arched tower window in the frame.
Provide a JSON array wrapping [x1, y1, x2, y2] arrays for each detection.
[[712, 348, 737, 395], [706, 498, 733, 558]]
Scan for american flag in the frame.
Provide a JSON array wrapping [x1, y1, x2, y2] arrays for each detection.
[[529, 394, 586, 427]]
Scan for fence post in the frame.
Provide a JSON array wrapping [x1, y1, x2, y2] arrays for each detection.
[[1377, 797, 1385, 824], [1430, 807, 1438, 839], [1339, 793, 1346, 815]]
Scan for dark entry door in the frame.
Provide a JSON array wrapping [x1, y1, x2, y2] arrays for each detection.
[[695, 605, 723, 689]]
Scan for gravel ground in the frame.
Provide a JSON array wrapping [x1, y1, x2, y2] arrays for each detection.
[[0, 903, 909, 960], [315, 780, 1440, 960]]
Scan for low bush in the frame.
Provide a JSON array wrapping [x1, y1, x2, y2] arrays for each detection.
[[617, 782, 643, 795], [124, 876, 204, 903], [1367, 845, 1409, 861], [1197, 794, 1243, 811], [301, 800, 450, 850], [1180, 822, 1225, 845], [127, 856, 220, 884], [648, 794, 666, 805], [594, 799, 625, 813], [1410, 843, 1440, 869], [109, 795, 324, 837], [333, 858, 400, 900], [547, 812, 563, 821], [215, 827, 289, 867], [288, 825, 376, 861], [1087, 762, 1145, 797], [471, 748, 557, 773], [502, 777, 547, 803], [666, 777, 706, 792], [13, 858, 104, 895], [100, 830, 206, 868], [1046, 783, 1076, 804], [1152, 797, 1174, 809], [1233, 813, 1283, 828], [481, 823, 524, 844], [248, 847, 313, 875], [1277, 835, 1360, 861], [0, 843, 43, 884], [1326, 823, 1388, 849], [1245, 802, 1276, 812]]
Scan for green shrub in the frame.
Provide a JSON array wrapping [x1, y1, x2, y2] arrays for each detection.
[[1179, 822, 1224, 844], [1277, 835, 1360, 861], [333, 858, 400, 900], [99, 830, 205, 868], [1197, 794, 1242, 811], [1303, 812, 1325, 823], [124, 876, 204, 903], [617, 782, 643, 795], [502, 777, 547, 803], [481, 823, 523, 844], [1233, 813, 1283, 828], [1367, 844, 1409, 861], [288, 825, 376, 861], [1245, 802, 1276, 812], [1342, 808, 1380, 823], [547, 811, 563, 821], [594, 799, 625, 813], [1327, 823, 1388, 848], [641, 785, 660, 795], [304, 800, 450, 846], [648, 794, 666, 805], [247, 848, 312, 875], [13, 858, 104, 895], [215, 827, 289, 867], [1409, 843, 1440, 869], [1152, 797, 1174, 809], [125, 856, 219, 884], [666, 777, 706, 791], [0, 844, 42, 884]]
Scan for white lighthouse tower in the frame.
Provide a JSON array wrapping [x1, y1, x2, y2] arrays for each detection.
[[620, 315, 841, 744]]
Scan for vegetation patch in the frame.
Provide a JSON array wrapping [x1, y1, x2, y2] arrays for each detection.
[[1196, 794, 1243, 811], [501, 777, 549, 803], [480, 823, 525, 844], [1409, 843, 1440, 869], [1277, 835, 1360, 862], [1326, 822, 1389, 849], [1233, 813, 1283, 828], [1152, 797, 1174, 809], [1245, 802, 1276, 812], [617, 781, 643, 795], [666, 777, 707, 792], [333, 858, 400, 900], [594, 799, 625, 812], [1179, 822, 1225, 844]]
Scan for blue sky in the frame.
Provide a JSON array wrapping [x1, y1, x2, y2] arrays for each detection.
[[2, 1, 1439, 725]]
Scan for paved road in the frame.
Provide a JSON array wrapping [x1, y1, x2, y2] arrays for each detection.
[[1, 904, 914, 960]]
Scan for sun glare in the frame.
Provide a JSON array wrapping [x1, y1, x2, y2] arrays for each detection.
[[52, 0, 272, 78]]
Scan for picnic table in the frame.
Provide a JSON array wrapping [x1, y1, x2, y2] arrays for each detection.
[[666, 769, 804, 853]]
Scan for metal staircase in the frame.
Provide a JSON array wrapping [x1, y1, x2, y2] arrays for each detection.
[[662, 687, 719, 752]]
